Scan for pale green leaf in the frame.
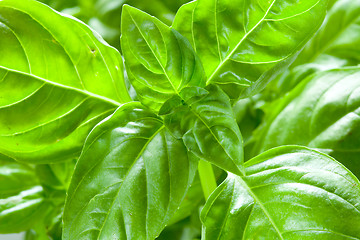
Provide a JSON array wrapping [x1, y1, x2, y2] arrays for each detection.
[[294, 0, 360, 66], [0, 0, 130, 163], [252, 67, 360, 176], [0, 154, 49, 233]]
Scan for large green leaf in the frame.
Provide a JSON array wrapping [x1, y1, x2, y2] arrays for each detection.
[[160, 85, 244, 175], [63, 102, 197, 240], [252, 67, 360, 176], [121, 5, 206, 112], [0, 0, 130, 163], [0, 154, 49, 233], [201, 146, 360, 239], [262, 0, 360, 102], [294, 0, 360, 67], [172, 0, 328, 100]]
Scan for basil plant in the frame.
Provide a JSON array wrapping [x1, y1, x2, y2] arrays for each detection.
[[1, 0, 360, 239]]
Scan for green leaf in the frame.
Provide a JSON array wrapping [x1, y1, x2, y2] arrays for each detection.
[[294, 0, 360, 67], [263, 55, 349, 101], [172, 0, 328, 100], [172, 0, 197, 47], [0, 0, 131, 163], [263, 0, 360, 101], [157, 213, 202, 240], [35, 160, 76, 191], [0, 154, 49, 233], [121, 5, 206, 112], [63, 102, 197, 240], [201, 146, 360, 239], [160, 85, 244, 175], [252, 67, 360, 176]]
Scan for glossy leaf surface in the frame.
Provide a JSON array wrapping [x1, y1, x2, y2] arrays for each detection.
[[252, 67, 360, 175], [294, 0, 360, 67], [121, 5, 205, 111], [160, 85, 244, 175], [202, 146, 360, 239], [0, 154, 48, 233], [63, 102, 197, 240], [0, 0, 130, 163], [264, 0, 360, 101], [173, 0, 328, 99]]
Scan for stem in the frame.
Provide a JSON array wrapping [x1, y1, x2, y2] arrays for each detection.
[[198, 160, 217, 200], [33, 222, 49, 240]]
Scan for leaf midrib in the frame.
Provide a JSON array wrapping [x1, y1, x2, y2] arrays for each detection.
[[188, 104, 243, 175], [237, 176, 285, 240], [206, 0, 278, 84], [96, 125, 165, 240], [0, 66, 121, 107], [126, 8, 179, 95]]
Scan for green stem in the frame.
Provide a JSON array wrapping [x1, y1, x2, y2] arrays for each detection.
[[198, 160, 217, 200], [33, 222, 49, 240]]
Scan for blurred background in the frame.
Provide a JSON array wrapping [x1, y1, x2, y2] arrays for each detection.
[[38, 0, 191, 50]]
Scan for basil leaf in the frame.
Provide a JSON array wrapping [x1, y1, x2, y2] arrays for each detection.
[[160, 85, 244, 175], [63, 102, 197, 240], [173, 0, 328, 100], [201, 146, 360, 239], [0, 0, 130, 163], [172, 0, 197, 47], [35, 160, 76, 191], [294, 0, 360, 67], [264, 0, 360, 101], [0, 154, 49, 233], [263, 55, 349, 101], [252, 67, 360, 176], [121, 5, 206, 112]]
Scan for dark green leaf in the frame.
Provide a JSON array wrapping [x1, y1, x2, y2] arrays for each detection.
[[201, 146, 360, 239], [161, 85, 244, 175], [63, 102, 197, 240], [121, 5, 206, 112]]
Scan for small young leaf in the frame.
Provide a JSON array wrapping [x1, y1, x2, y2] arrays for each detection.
[[63, 102, 197, 240], [161, 85, 244, 175], [201, 146, 360, 239], [121, 5, 206, 112]]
